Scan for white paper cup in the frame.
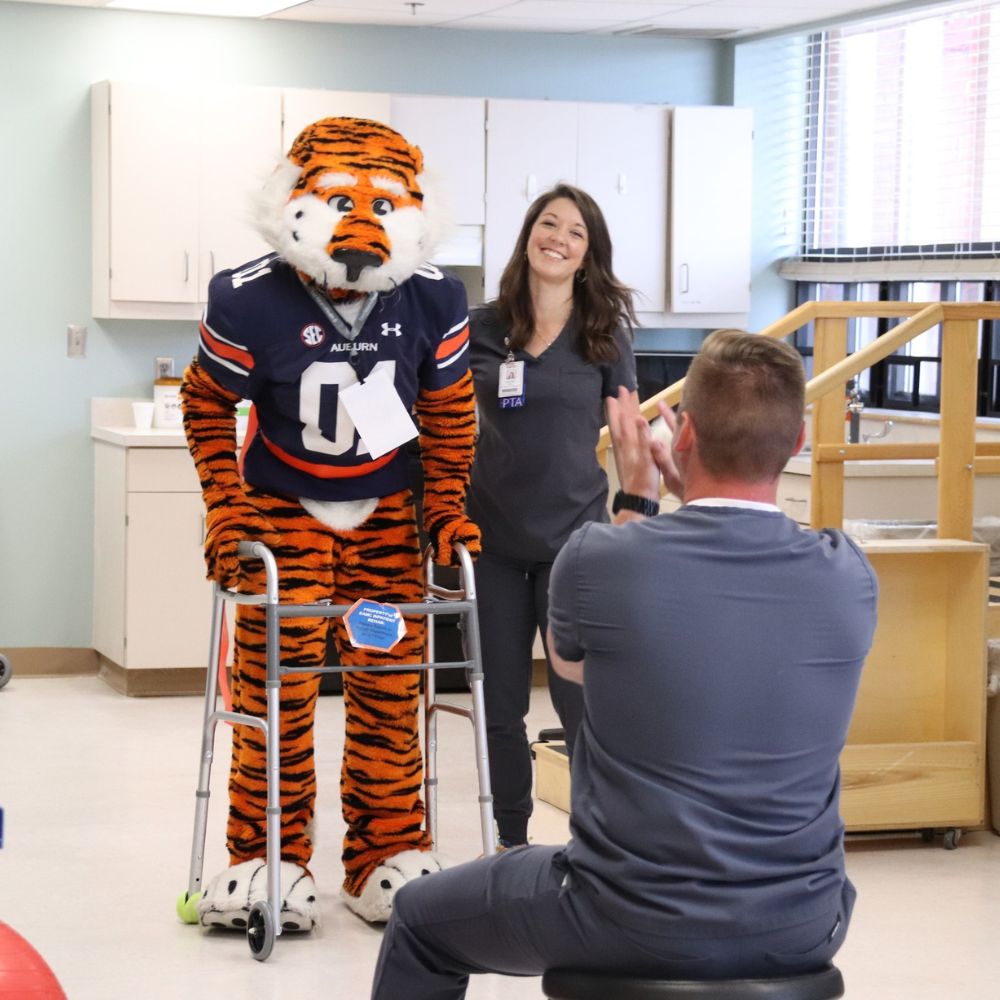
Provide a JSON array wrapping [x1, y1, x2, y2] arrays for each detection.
[[132, 400, 155, 430]]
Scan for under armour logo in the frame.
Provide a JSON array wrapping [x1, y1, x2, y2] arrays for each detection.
[[380, 322, 403, 337]]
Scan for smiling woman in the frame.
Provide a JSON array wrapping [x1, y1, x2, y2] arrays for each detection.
[[465, 183, 638, 850]]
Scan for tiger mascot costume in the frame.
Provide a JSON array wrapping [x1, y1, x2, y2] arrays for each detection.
[[180, 117, 480, 927]]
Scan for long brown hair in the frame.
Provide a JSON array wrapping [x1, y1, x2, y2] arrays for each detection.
[[495, 184, 636, 364]]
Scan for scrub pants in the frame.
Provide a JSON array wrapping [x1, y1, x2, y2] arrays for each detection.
[[370, 846, 856, 1000], [474, 551, 584, 845]]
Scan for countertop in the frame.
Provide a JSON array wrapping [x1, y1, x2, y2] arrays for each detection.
[[91, 397, 243, 448]]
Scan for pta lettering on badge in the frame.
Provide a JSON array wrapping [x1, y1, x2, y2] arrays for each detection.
[[344, 599, 406, 652]]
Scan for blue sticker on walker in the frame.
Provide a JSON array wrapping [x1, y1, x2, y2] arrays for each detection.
[[344, 599, 406, 652]]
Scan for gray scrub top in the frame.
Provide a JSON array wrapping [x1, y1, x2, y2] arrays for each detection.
[[466, 303, 636, 563]]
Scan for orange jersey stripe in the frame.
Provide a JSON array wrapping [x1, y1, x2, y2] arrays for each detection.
[[200, 321, 255, 371], [435, 325, 469, 360], [260, 433, 399, 479]]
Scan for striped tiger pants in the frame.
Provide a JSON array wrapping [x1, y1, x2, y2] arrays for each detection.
[[228, 485, 431, 896]]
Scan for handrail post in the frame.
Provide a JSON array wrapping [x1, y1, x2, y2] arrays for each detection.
[[937, 315, 979, 540], [810, 316, 849, 530]]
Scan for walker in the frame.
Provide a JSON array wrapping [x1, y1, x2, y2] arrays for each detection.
[[180, 540, 494, 961]]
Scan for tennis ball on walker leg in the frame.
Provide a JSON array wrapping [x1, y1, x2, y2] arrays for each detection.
[[176, 890, 202, 924]]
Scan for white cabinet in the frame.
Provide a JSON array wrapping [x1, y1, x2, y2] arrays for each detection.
[[483, 99, 669, 312], [91, 80, 282, 320], [390, 95, 487, 266], [93, 441, 216, 686], [484, 99, 580, 300], [670, 105, 753, 315], [578, 103, 669, 313]]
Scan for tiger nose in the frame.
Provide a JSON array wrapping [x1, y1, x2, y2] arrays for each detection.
[[332, 249, 382, 283]]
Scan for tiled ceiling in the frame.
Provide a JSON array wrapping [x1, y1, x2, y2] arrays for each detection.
[[15, 0, 945, 38]]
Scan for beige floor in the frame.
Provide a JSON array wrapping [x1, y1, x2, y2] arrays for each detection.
[[1, 675, 999, 999]]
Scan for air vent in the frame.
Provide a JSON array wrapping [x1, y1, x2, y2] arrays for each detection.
[[614, 25, 749, 40]]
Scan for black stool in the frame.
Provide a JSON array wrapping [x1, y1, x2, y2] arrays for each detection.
[[541, 965, 844, 1000]]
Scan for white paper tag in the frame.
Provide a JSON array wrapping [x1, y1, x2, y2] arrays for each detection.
[[340, 367, 418, 459]]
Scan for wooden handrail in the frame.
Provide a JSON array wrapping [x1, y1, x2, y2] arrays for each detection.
[[598, 300, 998, 541]]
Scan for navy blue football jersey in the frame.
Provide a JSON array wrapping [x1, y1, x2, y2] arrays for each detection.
[[197, 253, 470, 502]]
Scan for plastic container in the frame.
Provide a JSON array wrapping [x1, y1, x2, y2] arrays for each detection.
[[153, 376, 183, 429]]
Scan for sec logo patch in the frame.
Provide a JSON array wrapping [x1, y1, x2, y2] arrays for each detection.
[[301, 324, 326, 347]]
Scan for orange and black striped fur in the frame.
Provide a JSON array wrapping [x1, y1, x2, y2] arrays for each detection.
[[181, 115, 478, 899]]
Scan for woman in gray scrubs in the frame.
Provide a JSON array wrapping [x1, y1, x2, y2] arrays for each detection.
[[467, 184, 637, 848]]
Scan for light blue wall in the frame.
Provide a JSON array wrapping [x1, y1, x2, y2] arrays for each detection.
[[0, 1, 728, 650]]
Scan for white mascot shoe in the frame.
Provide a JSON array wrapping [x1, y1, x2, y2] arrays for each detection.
[[197, 859, 318, 931], [341, 850, 447, 923]]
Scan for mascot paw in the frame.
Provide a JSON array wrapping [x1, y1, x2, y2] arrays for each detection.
[[196, 860, 318, 932], [341, 850, 447, 924]]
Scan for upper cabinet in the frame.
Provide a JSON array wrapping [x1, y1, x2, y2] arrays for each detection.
[[390, 95, 487, 267], [483, 100, 581, 301], [92, 82, 752, 324], [483, 99, 670, 314], [669, 106, 753, 315], [91, 80, 282, 320]]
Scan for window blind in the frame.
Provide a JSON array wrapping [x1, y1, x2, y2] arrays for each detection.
[[798, 0, 1000, 265]]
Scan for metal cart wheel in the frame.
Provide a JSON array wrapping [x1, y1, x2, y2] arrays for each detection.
[[942, 828, 962, 851], [247, 901, 275, 961], [0, 653, 11, 689]]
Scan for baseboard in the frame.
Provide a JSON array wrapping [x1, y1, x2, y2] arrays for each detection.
[[0, 647, 98, 678], [98, 655, 208, 697]]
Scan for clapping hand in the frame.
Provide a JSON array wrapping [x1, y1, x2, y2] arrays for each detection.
[[606, 387, 683, 503]]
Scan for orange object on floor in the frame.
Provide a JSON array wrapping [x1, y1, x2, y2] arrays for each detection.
[[0, 922, 67, 999]]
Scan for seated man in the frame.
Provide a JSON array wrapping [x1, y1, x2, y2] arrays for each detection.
[[370, 329, 878, 999]]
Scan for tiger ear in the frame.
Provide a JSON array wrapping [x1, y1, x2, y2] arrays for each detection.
[[408, 141, 425, 177], [252, 158, 301, 252], [414, 165, 453, 260]]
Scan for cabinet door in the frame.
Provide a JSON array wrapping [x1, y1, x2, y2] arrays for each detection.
[[125, 492, 213, 669], [670, 106, 753, 314], [578, 103, 668, 314], [198, 86, 283, 293], [484, 99, 579, 300], [390, 95, 486, 226], [107, 82, 201, 305], [282, 89, 392, 148]]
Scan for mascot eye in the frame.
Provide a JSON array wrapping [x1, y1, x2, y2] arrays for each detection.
[[329, 195, 354, 212], [372, 198, 394, 217]]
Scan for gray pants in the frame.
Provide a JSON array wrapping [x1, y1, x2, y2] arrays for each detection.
[[475, 552, 585, 844], [370, 846, 855, 1000]]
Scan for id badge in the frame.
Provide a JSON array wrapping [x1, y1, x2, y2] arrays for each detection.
[[498, 360, 525, 409]]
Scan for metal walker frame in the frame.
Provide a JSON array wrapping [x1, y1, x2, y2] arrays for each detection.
[[184, 540, 494, 960]]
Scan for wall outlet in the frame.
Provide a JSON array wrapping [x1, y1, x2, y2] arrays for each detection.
[[155, 357, 175, 379], [67, 324, 87, 358]]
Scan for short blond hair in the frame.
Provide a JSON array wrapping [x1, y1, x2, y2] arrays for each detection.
[[682, 330, 805, 482]]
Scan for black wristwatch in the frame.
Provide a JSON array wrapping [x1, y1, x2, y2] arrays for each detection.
[[611, 490, 660, 518]]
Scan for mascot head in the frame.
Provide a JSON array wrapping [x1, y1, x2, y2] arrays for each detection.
[[255, 116, 447, 295]]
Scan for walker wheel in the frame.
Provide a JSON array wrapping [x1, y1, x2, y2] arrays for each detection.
[[247, 901, 275, 961], [942, 828, 962, 851], [0, 653, 11, 689], [175, 890, 202, 924]]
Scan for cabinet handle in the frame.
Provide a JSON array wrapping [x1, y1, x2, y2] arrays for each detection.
[[209, 250, 215, 277], [617, 172, 628, 195], [526, 173, 537, 200], [183, 251, 190, 283], [200, 513, 206, 546], [680, 263, 689, 294]]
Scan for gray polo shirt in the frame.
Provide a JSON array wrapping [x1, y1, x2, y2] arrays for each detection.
[[548, 506, 878, 937], [466, 303, 636, 563]]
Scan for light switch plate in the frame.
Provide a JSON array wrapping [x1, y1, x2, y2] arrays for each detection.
[[67, 324, 87, 358], [155, 357, 175, 379]]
